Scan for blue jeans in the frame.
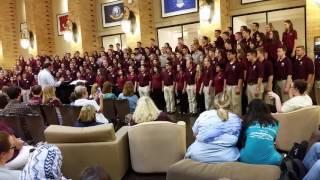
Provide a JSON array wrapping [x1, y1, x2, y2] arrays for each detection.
[[303, 142, 320, 180]]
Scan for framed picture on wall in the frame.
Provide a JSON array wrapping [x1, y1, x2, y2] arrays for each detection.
[[161, 0, 198, 18], [241, 0, 268, 4], [57, 13, 69, 36], [102, 1, 124, 28]]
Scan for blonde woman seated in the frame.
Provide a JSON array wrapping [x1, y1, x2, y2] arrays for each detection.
[[185, 93, 242, 163], [42, 86, 63, 124], [75, 104, 103, 127], [127, 96, 172, 125]]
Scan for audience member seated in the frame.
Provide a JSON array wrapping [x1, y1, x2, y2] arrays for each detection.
[[268, 79, 312, 113], [0, 122, 33, 170], [20, 144, 66, 180], [75, 105, 103, 127], [0, 92, 8, 109], [2, 86, 35, 116], [89, 83, 99, 100], [80, 165, 111, 180], [303, 142, 320, 180], [239, 99, 282, 165], [128, 96, 172, 125], [42, 86, 62, 106], [118, 81, 138, 113], [0, 131, 21, 179], [185, 93, 241, 163], [102, 81, 117, 100], [27, 85, 42, 106], [73, 85, 108, 124]]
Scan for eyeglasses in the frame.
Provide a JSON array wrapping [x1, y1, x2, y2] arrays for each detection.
[[9, 146, 16, 150]]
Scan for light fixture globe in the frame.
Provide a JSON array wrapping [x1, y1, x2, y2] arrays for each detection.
[[20, 38, 30, 49], [315, 0, 320, 6], [121, 19, 131, 34], [63, 30, 73, 42], [200, 4, 211, 22]]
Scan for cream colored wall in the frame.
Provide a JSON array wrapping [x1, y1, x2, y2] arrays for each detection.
[[306, 0, 320, 58]]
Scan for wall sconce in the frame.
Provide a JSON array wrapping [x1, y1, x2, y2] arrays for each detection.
[[20, 23, 34, 49], [315, 0, 320, 6], [121, 6, 136, 34], [64, 19, 78, 42], [200, 0, 213, 23]]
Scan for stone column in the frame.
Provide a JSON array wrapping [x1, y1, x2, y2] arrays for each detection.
[[25, 0, 55, 56], [123, 0, 155, 48], [0, 0, 20, 68], [68, 0, 99, 54]]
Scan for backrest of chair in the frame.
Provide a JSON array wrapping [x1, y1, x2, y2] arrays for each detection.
[[29, 105, 42, 115], [0, 115, 26, 139], [273, 106, 320, 151], [128, 121, 186, 173], [59, 105, 82, 126], [25, 114, 46, 144], [114, 100, 130, 121], [41, 105, 60, 125], [102, 99, 116, 120]]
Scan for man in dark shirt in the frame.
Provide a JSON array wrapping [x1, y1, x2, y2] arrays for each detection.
[[246, 49, 264, 103], [292, 46, 314, 93], [257, 48, 273, 104], [162, 62, 175, 113], [275, 46, 292, 102], [214, 30, 225, 50], [137, 65, 151, 97], [224, 49, 243, 115]]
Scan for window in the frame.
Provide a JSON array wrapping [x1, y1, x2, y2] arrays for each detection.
[[157, 22, 200, 49], [232, 7, 306, 47], [102, 34, 127, 51]]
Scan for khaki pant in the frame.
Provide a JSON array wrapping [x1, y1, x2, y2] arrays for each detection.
[[247, 84, 264, 103], [276, 80, 289, 102], [164, 85, 175, 112], [186, 84, 197, 113], [263, 82, 273, 105], [203, 86, 214, 110], [138, 86, 150, 97], [226, 85, 242, 116], [21, 89, 30, 103], [315, 81, 320, 105]]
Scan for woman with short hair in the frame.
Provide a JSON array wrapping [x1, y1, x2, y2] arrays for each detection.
[[185, 93, 242, 163], [75, 104, 102, 127]]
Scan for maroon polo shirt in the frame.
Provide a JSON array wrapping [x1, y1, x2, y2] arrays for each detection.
[[151, 73, 162, 90], [247, 61, 264, 84], [202, 65, 214, 86], [264, 40, 282, 63], [107, 73, 117, 85], [175, 72, 186, 91], [137, 72, 151, 87], [85, 73, 95, 85], [262, 60, 274, 82], [215, 36, 225, 49], [116, 76, 126, 90], [224, 61, 244, 86], [127, 73, 136, 83], [315, 59, 320, 81], [185, 67, 196, 85], [96, 75, 106, 87], [19, 79, 32, 90], [275, 57, 292, 81], [196, 75, 204, 93], [0, 78, 8, 89], [162, 70, 175, 86], [292, 55, 315, 80], [282, 30, 297, 52], [214, 72, 224, 94]]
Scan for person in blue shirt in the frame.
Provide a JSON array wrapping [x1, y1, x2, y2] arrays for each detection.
[[239, 99, 282, 165], [185, 92, 242, 163], [118, 81, 138, 113], [102, 81, 117, 100]]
